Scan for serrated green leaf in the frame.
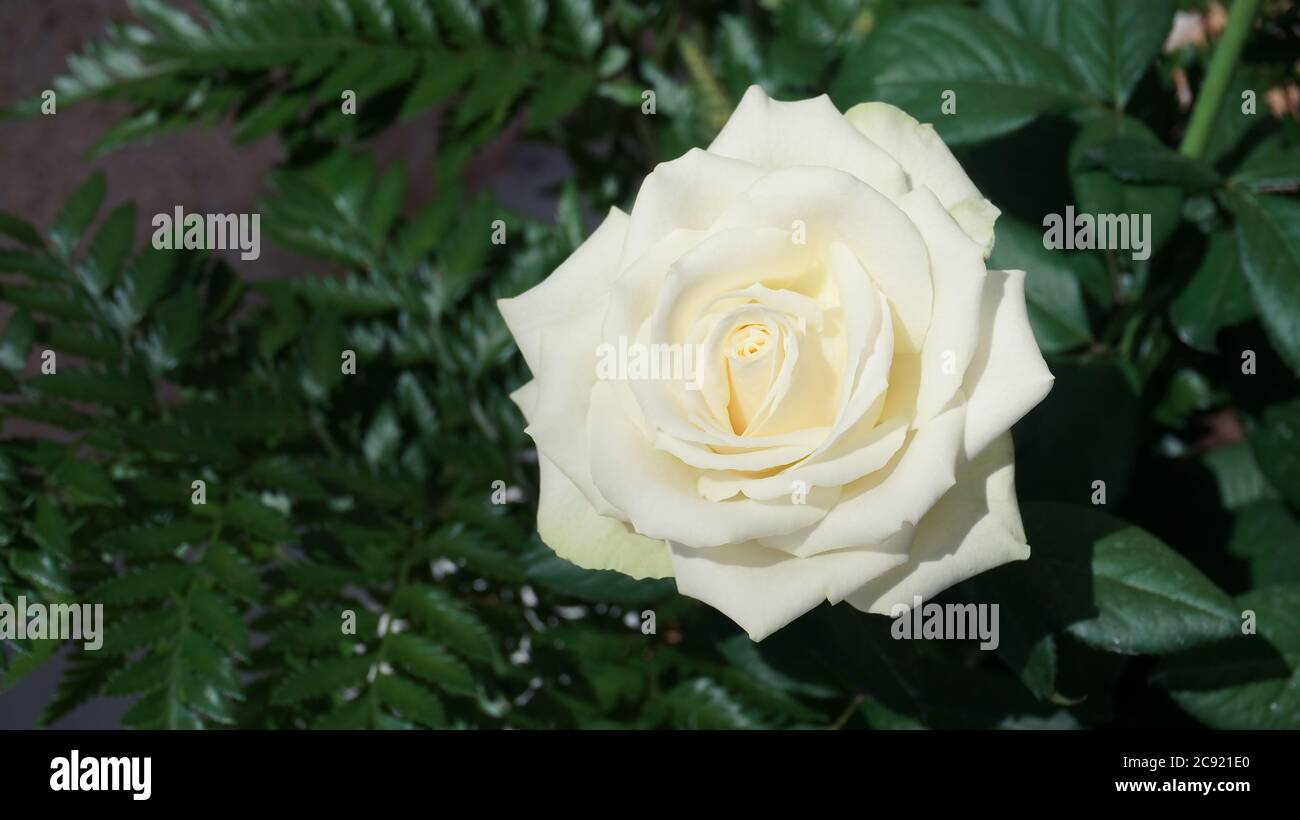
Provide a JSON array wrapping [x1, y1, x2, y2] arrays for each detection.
[[92, 564, 191, 604], [0, 309, 34, 372], [100, 608, 182, 654], [188, 585, 248, 655], [375, 674, 447, 727], [49, 172, 106, 258], [32, 497, 73, 558], [200, 541, 260, 599], [386, 632, 476, 696], [51, 459, 123, 507], [271, 655, 373, 705], [393, 585, 497, 663], [81, 202, 136, 293]]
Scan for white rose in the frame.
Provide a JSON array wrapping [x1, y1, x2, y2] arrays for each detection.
[[499, 86, 1053, 640]]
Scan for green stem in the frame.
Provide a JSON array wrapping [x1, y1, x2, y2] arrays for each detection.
[[1178, 0, 1262, 159]]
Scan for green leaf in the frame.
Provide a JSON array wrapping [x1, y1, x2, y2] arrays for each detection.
[[92, 564, 192, 604], [122, 687, 203, 730], [1022, 503, 1240, 655], [393, 585, 498, 663], [223, 495, 293, 542], [200, 541, 260, 600], [718, 634, 836, 699], [188, 585, 249, 655], [49, 172, 106, 258], [831, 6, 1090, 146], [9, 549, 71, 594], [1077, 137, 1220, 190], [498, 0, 547, 45], [1227, 502, 1300, 589], [104, 651, 171, 696], [400, 56, 475, 120], [1070, 115, 1183, 265], [652, 678, 766, 729], [1170, 231, 1255, 352], [51, 459, 123, 507], [1156, 584, 1300, 729], [454, 58, 531, 127], [31, 497, 73, 558], [0, 249, 64, 281], [1251, 398, 1300, 509], [374, 674, 447, 727], [363, 165, 406, 246], [270, 655, 373, 705], [386, 632, 477, 697], [1231, 138, 1300, 193], [100, 609, 181, 654], [32, 369, 152, 410], [1057, 0, 1177, 109], [552, 0, 602, 60], [1203, 441, 1279, 510], [1229, 190, 1300, 375], [528, 65, 594, 128], [424, 525, 524, 583], [432, 0, 482, 45], [0, 209, 44, 247], [525, 545, 674, 606], [81, 202, 136, 293], [0, 309, 34, 372], [988, 217, 1095, 351]]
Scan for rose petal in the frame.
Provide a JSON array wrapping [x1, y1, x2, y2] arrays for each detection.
[[898, 187, 987, 426], [618, 147, 766, 270], [537, 455, 674, 580], [529, 308, 622, 517], [670, 538, 909, 641], [844, 101, 1000, 257], [588, 380, 836, 547], [758, 397, 968, 556], [713, 167, 933, 351], [845, 433, 1030, 614], [498, 207, 629, 374], [962, 270, 1055, 460], [711, 86, 909, 202]]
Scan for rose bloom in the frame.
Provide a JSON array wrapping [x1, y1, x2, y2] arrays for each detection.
[[500, 87, 1053, 640]]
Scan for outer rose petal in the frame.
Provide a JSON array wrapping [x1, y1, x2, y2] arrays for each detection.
[[497, 207, 629, 374], [962, 270, 1055, 460], [537, 455, 674, 580], [845, 433, 1030, 614], [670, 537, 909, 641], [711, 86, 910, 201], [844, 101, 1000, 257], [618, 147, 766, 269]]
